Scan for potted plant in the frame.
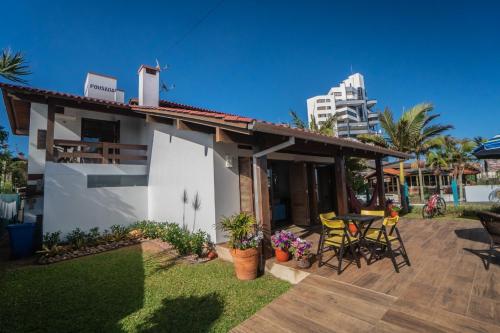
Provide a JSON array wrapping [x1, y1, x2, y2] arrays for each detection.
[[220, 212, 263, 280], [290, 237, 312, 269], [271, 230, 295, 262]]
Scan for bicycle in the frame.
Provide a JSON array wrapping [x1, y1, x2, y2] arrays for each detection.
[[422, 193, 446, 219]]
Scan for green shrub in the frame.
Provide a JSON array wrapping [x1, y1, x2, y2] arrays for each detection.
[[110, 225, 129, 242], [130, 220, 164, 239], [86, 227, 100, 246], [43, 231, 61, 248], [66, 228, 87, 249], [163, 223, 192, 255], [190, 230, 208, 257], [130, 220, 210, 256]]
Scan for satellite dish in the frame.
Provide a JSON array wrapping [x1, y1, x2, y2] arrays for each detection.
[[160, 81, 175, 93], [155, 58, 170, 71]]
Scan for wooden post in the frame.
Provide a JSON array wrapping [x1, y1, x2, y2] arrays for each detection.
[[255, 156, 272, 258], [45, 103, 56, 162], [102, 142, 109, 164], [307, 163, 319, 224], [375, 158, 386, 207], [334, 155, 348, 215]]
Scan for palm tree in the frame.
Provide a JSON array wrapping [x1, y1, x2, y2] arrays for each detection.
[[412, 105, 454, 201], [426, 147, 448, 194], [289, 109, 338, 136], [448, 138, 475, 201], [358, 104, 449, 211], [0, 48, 30, 83]]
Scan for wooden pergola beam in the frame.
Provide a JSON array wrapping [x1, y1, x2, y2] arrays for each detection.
[[334, 155, 348, 215], [375, 158, 386, 207]]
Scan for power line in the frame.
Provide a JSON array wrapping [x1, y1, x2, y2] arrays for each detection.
[[166, 0, 225, 53]]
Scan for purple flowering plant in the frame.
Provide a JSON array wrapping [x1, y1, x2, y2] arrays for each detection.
[[271, 230, 296, 250], [290, 237, 312, 260]]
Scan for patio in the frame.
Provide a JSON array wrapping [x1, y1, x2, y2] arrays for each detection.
[[233, 217, 500, 332]]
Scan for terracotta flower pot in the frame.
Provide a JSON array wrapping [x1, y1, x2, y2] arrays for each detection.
[[275, 248, 290, 262], [231, 248, 259, 280], [348, 222, 358, 235], [297, 256, 311, 269]]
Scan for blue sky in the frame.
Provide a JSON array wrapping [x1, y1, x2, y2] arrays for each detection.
[[1, 0, 499, 153]]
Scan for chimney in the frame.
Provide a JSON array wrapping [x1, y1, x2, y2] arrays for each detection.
[[138, 65, 160, 107]]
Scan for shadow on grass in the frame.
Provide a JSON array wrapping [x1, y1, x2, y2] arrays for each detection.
[[0, 246, 145, 333], [137, 293, 224, 333]]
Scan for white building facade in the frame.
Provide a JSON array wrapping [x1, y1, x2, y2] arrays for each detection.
[[307, 73, 379, 138]]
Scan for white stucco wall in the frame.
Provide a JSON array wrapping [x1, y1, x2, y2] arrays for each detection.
[[43, 162, 148, 235], [28, 103, 48, 174], [213, 142, 241, 243], [147, 122, 219, 242], [465, 185, 500, 202]]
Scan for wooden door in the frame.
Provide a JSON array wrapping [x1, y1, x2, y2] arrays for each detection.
[[289, 162, 310, 226]]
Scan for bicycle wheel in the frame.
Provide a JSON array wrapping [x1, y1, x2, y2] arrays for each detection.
[[436, 197, 446, 215], [422, 204, 433, 219]]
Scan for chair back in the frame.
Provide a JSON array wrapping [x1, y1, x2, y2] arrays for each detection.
[[361, 209, 385, 217], [319, 212, 345, 230], [383, 216, 399, 226], [478, 212, 500, 242]]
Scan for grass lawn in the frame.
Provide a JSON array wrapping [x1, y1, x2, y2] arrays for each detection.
[[0, 243, 290, 333], [402, 202, 499, 220]]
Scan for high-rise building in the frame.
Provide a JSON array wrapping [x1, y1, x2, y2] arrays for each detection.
[[306, 73, 379, 138]]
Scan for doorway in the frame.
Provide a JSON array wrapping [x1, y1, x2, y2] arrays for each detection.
[[268, 160, 291, 229]]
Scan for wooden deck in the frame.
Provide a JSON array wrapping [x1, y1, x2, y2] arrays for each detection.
[[233, 218, 500, 332]]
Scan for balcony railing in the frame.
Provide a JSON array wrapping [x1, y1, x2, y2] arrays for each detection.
[[53, 139, 148, 164]]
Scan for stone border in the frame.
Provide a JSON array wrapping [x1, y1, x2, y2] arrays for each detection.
[[37, 239, 142, 265]]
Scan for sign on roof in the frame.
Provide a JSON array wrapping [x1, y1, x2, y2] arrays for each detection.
[[84, 72, 124, 103]]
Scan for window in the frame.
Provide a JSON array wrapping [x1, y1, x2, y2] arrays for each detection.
[[317, 106, 331, 110], [317, 99, 325, 103], [37, 129, 47, 149], [333, 92, 342, 97], [384, 177, 398, 193], [87, 175, 148, 188], [81, 118, 120, 144], [318, 113, 329, 118]]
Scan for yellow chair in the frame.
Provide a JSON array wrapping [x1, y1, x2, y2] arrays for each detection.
[[360, 209, 385, 217], [317, 212, 361, 274], [364, 216, 411, 273], [358, 209, 386, 235]]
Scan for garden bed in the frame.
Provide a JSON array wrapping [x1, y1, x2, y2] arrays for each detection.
[[37, 238, 142, 264], [37, 221, 216, 265]]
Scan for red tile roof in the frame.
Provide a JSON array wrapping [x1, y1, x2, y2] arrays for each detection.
[[0, 82, 410, 159], [130, 98, 254, 124]]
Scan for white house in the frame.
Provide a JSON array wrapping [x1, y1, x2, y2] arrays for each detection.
[[1, 65, 407, 245], [307, 73, 379, 138]]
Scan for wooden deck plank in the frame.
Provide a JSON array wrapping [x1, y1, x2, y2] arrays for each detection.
[[232, 218, 500, 333]]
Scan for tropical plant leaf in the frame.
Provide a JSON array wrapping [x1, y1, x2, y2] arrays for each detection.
[[0, 49, 30, 83]]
